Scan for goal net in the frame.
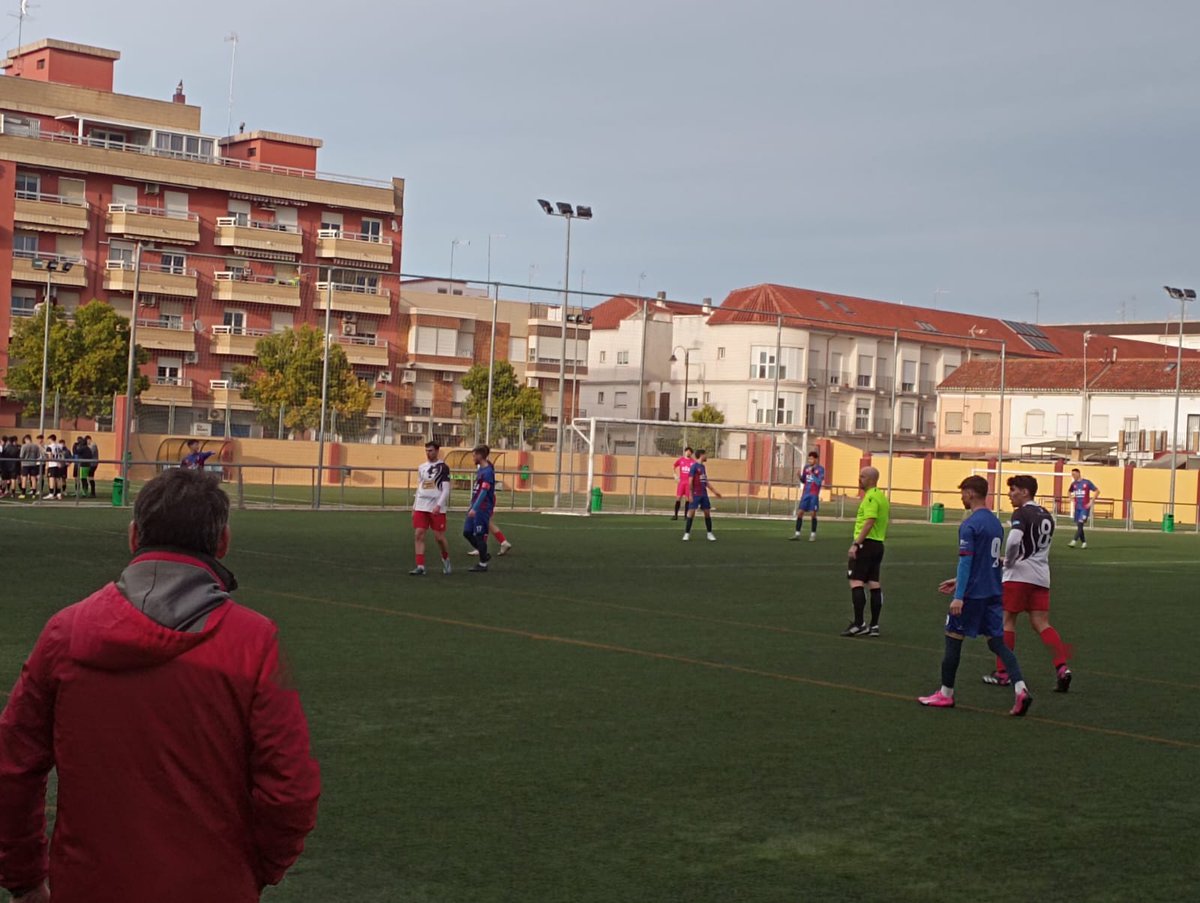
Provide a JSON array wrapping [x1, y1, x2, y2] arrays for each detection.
[[566, 416, 810, 515]]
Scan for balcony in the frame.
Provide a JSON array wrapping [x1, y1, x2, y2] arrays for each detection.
[[141, 377, 193, 406], [315, 281, 392, 316], [210, 324, 271, 357], [335, 335, 389, 367], [104, 260, 198, 297], [213, 271, 302, 307], [106, 203, 200, 244], [315, 229, 393, 266], [209, 380, 256, 411], [214, 217, 303, 256], [11, 253, 87, 287], [13, 191, 90, 233], [135, 316, 197, 353]]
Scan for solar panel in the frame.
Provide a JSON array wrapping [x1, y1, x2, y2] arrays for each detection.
[[835, 301, 853, 314], [1020, 336, 1060, 353], [814, 297, 831, 311], [1000, 319, 1048, 338], [915, 320, 938, 332]]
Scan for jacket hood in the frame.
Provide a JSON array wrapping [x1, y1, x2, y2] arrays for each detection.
[[71, 550, 239, 672]]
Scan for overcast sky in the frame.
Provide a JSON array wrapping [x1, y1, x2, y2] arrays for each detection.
[[20, 1, 1200, 322]]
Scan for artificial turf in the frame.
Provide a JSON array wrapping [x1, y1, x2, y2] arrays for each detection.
[[1, 504, 1197, 902]]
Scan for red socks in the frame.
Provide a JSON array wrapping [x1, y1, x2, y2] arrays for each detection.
[[494, 530, 507, 543], [996, 630, 1017, 676], [416, 554, 425, 567], [1038, 627, 1070, 669]]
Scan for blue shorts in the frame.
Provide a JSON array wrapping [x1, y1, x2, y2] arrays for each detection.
[[687, 496, 711, 512], [798, 494, 820, 513], [465, 515, 491, 537], [1073, 507, 1088, 523], [945, 596, 1004, 640]]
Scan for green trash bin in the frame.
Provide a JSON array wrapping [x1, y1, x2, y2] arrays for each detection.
[[590, 486, 603, 513], [111, 476, 125, 507], [930, 502, 945, 524], [1163, 513, 1175, 533]]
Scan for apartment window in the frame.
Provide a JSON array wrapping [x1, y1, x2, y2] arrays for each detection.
[[806, 403, 817, 428], [320, 212, 343, 235], [598, 350, 606, 363], [416, 326, 465, 357], [943, 362, 958, 381], [945, 411, 963, 434], [597, 392, 605, 404], [15, 172, 40, 200], [1025, 410, 1045, 437], [617, 350, 629, 365], [687, 395, 699, 409], [160, 252, 186, 275], [900, 402, 917, 434], [13, 233, 38, 257], [89, 129, 126, 148], [717, 347, 726, 360], [11, 290, 37, 317], [855, 405, 871, 430], [528, 344, 538, 362], [154, 132, 215, 161], [973, 412, 992, 435], [614, 391, 629, 408], [901, 360, 917, 392], [157, 357, 182, 384], [703, 392, 711, 404], [827, 409, 840, 430], [361, 218, 383, 242], [857, 355, 873, 388], [1056, 413, 1073, 438], [223, 310, 247, 334], [271, 311, 294, 333], [227, 199, 251, 226], [1090, 415, 1109, 439], [751, 348, 781, 380], [108, 242, 135, 267], [247, 147, 257, 158]]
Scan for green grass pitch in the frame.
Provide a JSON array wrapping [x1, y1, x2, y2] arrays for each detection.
[[1, 505, 1197, 902]]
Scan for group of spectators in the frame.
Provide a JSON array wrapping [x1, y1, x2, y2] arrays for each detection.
[[0, 434, 99, 500]]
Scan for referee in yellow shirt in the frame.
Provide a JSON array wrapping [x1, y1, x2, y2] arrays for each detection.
[[842, 466, 890, 637]]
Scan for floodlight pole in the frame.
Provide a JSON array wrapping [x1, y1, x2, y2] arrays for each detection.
[[1165, 286, 1194, 518], [119, 243, 145, 505], [768, 314, 783, 499], [1082, 331, 1092, 443], [886, 329, 899, 500], [632, 298, 649, 510], [315, 277, 334, 509], [485, 282, 497, 444], [997, 341, 1007, 510], [37, 261, 57, 439]]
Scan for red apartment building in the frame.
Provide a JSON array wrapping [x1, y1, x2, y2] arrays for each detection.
[[0, 38, 405, 437]]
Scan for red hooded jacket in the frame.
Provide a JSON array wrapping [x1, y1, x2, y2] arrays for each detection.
[[0, 550, 320, 902]]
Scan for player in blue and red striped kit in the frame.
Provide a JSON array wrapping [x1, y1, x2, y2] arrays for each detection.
[[791, 451, 825, 541], [919, 476, 1032, 716], [464, 444, 496, 572], [1067, 468, 1099, 548]]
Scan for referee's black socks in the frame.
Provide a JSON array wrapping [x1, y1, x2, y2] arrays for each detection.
[[851, 586, 867, 627]]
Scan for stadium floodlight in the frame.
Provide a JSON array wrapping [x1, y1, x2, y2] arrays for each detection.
[[535, 196, 595, 507], [1162, 285, 1195, 520], [36, 258, 69, 439]]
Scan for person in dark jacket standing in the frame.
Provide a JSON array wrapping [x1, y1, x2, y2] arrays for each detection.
[[0, 468, 320, 903], [71, 436, 89, 498]]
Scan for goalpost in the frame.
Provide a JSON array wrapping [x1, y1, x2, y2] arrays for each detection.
[[568, 416, 811, 515]]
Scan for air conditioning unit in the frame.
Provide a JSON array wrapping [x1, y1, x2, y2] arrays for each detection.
[[342, 322, 357, 336], [409, 423, 424, 434], [145, 183, 161, 195], [401, 370, 417, 384], [141, 297, 158, 308], [184, 352, 199, 364], [208, 409, 224, 421], [527, 377, 539, 388], [342, 313, 358, 324], [377, 370, 394, 384], [441, 372, 455, 382]]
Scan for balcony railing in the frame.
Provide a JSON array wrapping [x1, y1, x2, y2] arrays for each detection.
[[336, 335, 387, 348], [315, 281, 390, 298], [215, 216, 299, 234], [18, 130, 393, 189], [154, 376, 192, 387], [106, 259, 198, 278], [212, 324, 274, 338], [15, 190, 89, 210], [107, 202, 198, 222], [317, 228, 391, 245], [137, 316, 189, 331]]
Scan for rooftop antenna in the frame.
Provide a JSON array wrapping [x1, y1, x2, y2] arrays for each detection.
[[932, 288, 950, 309], [224, 32, 239, 138], [637, 271, 648, 296], [10, 1, 36, 75], [1029, 289, 1041, 324]]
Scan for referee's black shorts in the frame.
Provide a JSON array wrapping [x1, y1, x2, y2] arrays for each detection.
[[847, 538, 885, 583]]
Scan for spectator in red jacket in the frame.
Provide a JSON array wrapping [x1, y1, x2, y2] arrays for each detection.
[[0, 468, 320, 903]]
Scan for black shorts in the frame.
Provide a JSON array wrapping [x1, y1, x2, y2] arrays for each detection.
[[847, 539, 885, 583], [21, 464, 39, 477]]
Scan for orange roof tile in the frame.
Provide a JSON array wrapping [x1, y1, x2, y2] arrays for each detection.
[[939, 359, 1200, 392]]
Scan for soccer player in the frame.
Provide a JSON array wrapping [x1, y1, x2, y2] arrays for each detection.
[[463, 444, 496, 572], [682, 449, 722, 541], [1067, 467, 1098, 548], [410, 440, 452, 576], [983, 475, 1073, 692], [43, 434, 66, 500], [181, 439, 216, 471], [790, 450, 825, 541], [919, 476, 1033, 716], [18, 435, 39, 499], [672, 447, 695, 520], [841, 466, 890, 637]]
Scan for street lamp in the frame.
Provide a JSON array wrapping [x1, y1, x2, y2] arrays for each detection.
[[449, 238, 469, 283], [1082, 330, 1093, 444], [1163, 285, 1196, 518], [669, 345, 700, 428], [31, 258, 74, 437], [536, 198, 593, 508], [484, 235, 505, 444]]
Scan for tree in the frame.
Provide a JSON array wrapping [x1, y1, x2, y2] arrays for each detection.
[[233, 325, 371, 436], [4, 301, 148, 422], [687, 403, 728, 455], [461, 360, 544, 447]]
